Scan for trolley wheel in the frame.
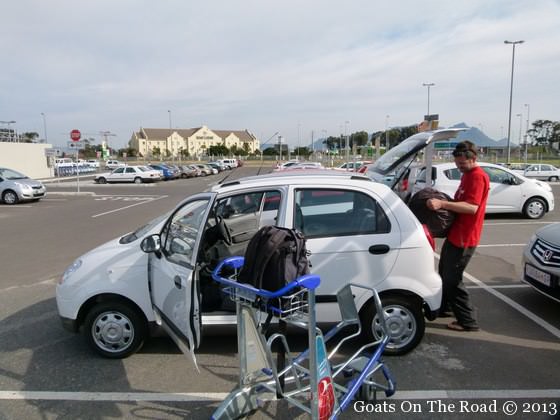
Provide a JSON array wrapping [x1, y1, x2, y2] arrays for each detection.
[[360, 294, 425, 356], [357, 383, 377, 403]]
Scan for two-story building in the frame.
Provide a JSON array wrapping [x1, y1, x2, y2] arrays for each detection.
[[129, 126, 260, 158]]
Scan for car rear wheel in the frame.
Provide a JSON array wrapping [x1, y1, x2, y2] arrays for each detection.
[[523, 197, 546, 219], [134, 177, 143, 184], [97, 177, 107, 184], [548, 176, 559, 182], [360, 295, 425, 355], [2, 190, 19, 205], [84, 301, 147, 358]]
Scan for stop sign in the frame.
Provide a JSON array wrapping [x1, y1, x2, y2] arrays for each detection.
[[70, 129, 81, 141]]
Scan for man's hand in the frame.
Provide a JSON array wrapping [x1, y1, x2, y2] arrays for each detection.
[[418, 120, 431, 132], [427, 198, 444, 210]]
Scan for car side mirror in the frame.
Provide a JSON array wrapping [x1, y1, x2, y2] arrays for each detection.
[[141, 234, 161, 254]]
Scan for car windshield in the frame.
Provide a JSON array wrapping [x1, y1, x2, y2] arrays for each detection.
[[119, 212, 170, 244], [138, 166, 152, 172], [0, 168, 28, 180]]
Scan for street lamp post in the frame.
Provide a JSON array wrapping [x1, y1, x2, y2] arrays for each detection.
[[385, 115, 390, 149], [516, 113, 523, 160], [422, 82, 435, 115], [524, 103, 530, 163], [344, 120, 350, 166], [504, 40, 524, 164], [41, 113, 48, 143]]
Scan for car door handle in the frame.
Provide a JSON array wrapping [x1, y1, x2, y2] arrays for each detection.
[[369, 244, 390, 254], [174, 275, 182, 289]]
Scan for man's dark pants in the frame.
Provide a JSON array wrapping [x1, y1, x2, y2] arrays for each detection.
[[438, 239, 479, 328]]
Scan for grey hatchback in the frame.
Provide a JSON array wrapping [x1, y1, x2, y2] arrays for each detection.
[[0, 167, 47, 204]]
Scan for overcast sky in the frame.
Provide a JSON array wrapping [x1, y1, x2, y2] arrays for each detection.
[[1, 1, 559, 149]]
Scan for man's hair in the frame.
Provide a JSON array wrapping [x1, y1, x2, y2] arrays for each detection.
[[452, 141, 478, 159]]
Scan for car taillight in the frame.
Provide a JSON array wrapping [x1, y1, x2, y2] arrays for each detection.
[[422, 224, 435, 250]]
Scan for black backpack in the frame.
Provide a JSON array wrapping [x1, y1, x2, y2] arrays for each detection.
[[238, 226, 310, 292], [408, 187, 456, 238]]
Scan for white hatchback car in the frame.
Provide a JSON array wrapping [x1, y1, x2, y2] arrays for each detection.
[[57, 171, 442, 360], [523, 164, 560, 182], [412, 162, 555, 219]]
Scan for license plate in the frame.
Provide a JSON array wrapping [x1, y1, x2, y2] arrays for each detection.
[[525, 264, 551, 287]]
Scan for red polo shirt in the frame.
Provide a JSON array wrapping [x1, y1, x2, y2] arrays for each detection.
[[447, 165, 490, 248]]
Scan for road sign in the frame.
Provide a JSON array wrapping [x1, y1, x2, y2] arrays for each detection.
[[70, 129, 81, 141], [44, 148, 57, 157], [67, 141, 84, 148], [434, 142, 458, 149]]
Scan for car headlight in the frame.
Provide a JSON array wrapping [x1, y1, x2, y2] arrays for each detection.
[[14, 182, 32, 190], [60, 259, 83, 284]]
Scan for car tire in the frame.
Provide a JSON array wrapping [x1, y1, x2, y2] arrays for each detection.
[[548, 176, 559, 182], [84, 301, 147, 359], [181, 173, 188, 179], [134, 177, 143, 184], [523, 197, 546, 219], [2, 190, 19, 205], [97, 177, 107, 184], [360, 294, 425, 356]]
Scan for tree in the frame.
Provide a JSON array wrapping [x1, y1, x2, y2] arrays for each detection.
[[322, 136, 341, 151], [152, 147, 161, 159], [208, 144, 229, 156], [263, 146, 279, 156], [293, 147, 311, 158], [349, 131, 369, 148], [528, 119, 560, 152], [22, 132, 39, 143]]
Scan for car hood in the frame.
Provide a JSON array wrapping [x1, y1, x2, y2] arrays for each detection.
[[536, 223, 560, 245], [10, 178, 44, 187], [367, 128, 466, 179]]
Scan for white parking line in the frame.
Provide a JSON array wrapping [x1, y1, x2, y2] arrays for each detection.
[[0, 389, 558, 402], [477, 243, 526, 247], [91, 195, 167, 218], [485, 221, 559, 226], [435, 253, 560, 340]]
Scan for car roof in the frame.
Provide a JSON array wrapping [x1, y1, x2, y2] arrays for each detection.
[[212, 171, 377, 193]]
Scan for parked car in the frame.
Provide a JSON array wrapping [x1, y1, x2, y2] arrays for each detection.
[[275, 160, 300, 171], [217, 158, 238, 169], [105, 160, 124, 170], [0, 167, 47, 204], [523, 164, 560, 182], [179, 165, 199, 178], [522, 223, 560, 302], [194, 163, 214, 176], [56, 171, 443, 360], [507, 162, 530, 175], [333, 161, 370, 172], [94, 166, 162, 184], [207, 162, 225, 173], [412, 162, 555, 219], [86, 159, 101, 169], [148, 164, 177, 180]]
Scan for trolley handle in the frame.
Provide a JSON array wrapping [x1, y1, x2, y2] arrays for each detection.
[[211, 256, 320, 298]]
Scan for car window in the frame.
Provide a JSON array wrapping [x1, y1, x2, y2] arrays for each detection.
[[542, 165, 553, 171], [442, 168, 461, 180], [482, 167, 511, 183], [125, 167, 136, 173], [294, 188, 390, 238], [416, 167, 439, 182], [214, 190, 281, 224], [113, 168, 124, 174], [161, 199, 210, 267]]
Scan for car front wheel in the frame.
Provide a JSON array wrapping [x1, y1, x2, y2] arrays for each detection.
[[97, 177, 107, 184], [2, 190, 19, 205], [361, 295, 425, 355], [84, 301, 147, 358], [134, 177, 143, 184], [523, 197, 546, 219]]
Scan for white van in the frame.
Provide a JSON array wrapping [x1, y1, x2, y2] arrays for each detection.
[[217, 159, 237, 169]]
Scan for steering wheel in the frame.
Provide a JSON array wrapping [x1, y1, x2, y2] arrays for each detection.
[[215, 215, 233, 245]]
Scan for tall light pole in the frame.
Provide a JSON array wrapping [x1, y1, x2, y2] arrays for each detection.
[[524, 103, 530, 163], [422, 82, 435, 115], [516, 113, 523, 160], [504, 40, 524, 164], [168, 110, 172, 129], [385, 115, 390, 149], [41, 113, 48, 143]]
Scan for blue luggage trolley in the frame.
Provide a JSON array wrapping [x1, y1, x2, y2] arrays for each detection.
[[211, 256, 396, 420]]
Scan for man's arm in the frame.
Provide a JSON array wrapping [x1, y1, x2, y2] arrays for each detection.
[[427, 198, 478, 215]]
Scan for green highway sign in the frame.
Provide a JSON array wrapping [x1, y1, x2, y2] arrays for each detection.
[[434, 142, 459, 149]]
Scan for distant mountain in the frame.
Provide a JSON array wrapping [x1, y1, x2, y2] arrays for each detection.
[[450, 123, 510, 148]]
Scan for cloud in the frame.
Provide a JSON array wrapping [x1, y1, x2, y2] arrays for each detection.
[[1, 0, 559, 147]]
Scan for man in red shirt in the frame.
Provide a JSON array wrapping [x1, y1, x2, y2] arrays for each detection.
[[427, 141, 489, 331]]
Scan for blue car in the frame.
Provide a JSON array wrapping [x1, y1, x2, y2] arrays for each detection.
[[148, 164, 176, 180]]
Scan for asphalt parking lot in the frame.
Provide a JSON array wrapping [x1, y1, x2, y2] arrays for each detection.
[[1, 167, 559, 420]]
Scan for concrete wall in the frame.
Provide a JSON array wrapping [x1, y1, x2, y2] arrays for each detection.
[[0, 143, 53, 179]]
